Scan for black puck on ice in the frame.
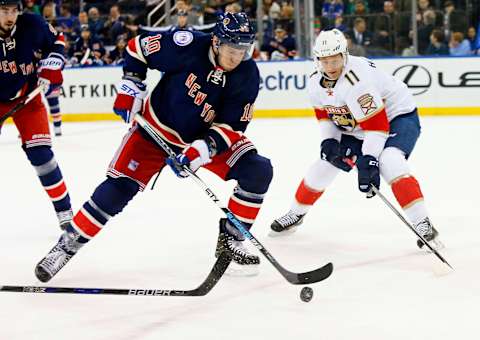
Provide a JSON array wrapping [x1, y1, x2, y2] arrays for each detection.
[[300, 286, 313, 302]]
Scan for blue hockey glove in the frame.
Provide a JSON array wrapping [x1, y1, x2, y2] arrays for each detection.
[[356, 155, 380, 198], [166, 140, 212, 178], [113, 77, 147, 123], [321, 138, 354, 172]]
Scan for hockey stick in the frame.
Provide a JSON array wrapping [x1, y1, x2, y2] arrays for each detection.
[[0, 251, 231, 296], [345, 159, 453, 269], [134, 114, 334, 285], [0, 85, 45, 125]]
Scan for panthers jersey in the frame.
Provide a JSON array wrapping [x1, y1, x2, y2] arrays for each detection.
[[125, 30, 260, 155], [0, 13, 65, 102], [308, 55, 416, 157]]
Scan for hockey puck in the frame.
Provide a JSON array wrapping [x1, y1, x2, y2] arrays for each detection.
[[300, 286, 313, 302]]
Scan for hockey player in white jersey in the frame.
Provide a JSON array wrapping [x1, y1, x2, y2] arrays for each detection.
[[271, 29, 443, 250]]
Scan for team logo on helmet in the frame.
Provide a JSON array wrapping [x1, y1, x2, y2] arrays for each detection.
[[223, 18, 230, 26]]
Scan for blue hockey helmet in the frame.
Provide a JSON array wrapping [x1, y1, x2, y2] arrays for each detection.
[[213, 12, 255, 49], [0, 0, 22, 10]]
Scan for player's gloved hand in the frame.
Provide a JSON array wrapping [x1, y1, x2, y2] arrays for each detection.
[[37, 53, 64, 96], [356, 154, 380, 198], [321, 138, 354, 172], [166, 140, 212, 178], [113, 77, 147, 123]]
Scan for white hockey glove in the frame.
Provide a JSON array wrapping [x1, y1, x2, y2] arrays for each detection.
[[166, 140, 212, 178], [113, 77, 147, 123]]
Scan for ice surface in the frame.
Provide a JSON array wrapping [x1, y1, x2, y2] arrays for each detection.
[[1, 117, 479, 340]]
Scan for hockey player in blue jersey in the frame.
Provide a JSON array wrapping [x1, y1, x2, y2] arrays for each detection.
[[0, 0, 73, 229], [35, 12, 273, 282]]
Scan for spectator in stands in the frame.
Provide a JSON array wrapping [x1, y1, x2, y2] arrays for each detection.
[[242, 0, 257, 19], [71, 25, 105, 66], [346, 17, 372, 47], [260, 26, 296, 60], [264, 0, 281, 20], [322, 0, 344, 22], [352, 0, 369, 18], [172, 0, 201, 25], [344, 32, 366, 56], [169, 9, 193, 31], [345, 0, 369, 15], [42, 1, 56, 23], [373, 0, 396, 52], [56, 4, 77, 39], [467, 26, 478, 54], [333, 15, 347, 31], [103, 4, 125, 44], [23, 0, 41, 15], [425, 29, 449, 55], [449, 31, 472, 56], [417, 9, 436, 54], [442, 1, 467, 41], [73, 11, 89, 38], [104, 36, 127, 65], [87, 7, 105, 40]]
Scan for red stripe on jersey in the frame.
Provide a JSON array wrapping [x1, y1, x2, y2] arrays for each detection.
[[45, 180, 67, 201], [228, 198, 261, 221], [73, 210, 102, 237], [358, 108, 390, 133], [295, 180, 324, 205], [391, 176, 424, 208], [127, 37, 138, 54], [314, 107, 328, 121], [213, 125, 243, 147]]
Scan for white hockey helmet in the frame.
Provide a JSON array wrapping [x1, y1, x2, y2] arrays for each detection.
[[312, 29, 348, 77]]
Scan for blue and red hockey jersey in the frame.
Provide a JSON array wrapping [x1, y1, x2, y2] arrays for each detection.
[[125, 30, 260, 155], [0, 12, 65, 102]]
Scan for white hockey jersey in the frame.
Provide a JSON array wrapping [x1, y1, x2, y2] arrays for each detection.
[[307, 55, 416, 158]]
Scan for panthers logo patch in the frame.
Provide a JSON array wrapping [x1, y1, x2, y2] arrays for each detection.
[[325, 105, 356, 131]]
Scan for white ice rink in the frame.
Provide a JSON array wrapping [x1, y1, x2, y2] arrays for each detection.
[[0, 117, 479, 340]]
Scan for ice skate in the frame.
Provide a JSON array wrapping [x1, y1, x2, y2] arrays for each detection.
[[215, 218, 259, 276], [35, 227, 84, 282], [414, 217, 444, 251], [56, 209, 73, 230], [269, 211, 305, 237]]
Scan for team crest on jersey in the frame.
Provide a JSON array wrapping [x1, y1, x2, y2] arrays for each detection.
[[325, 105, 356, 131], [357, 93, 377, 116], [141, 34, 162, 56], [173, 31, 193, 46]]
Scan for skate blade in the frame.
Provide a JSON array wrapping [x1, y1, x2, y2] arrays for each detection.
[[225, 262, 259, 277], [268, 226, 298, 238]]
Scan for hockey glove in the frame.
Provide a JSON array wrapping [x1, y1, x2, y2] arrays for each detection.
[[38, 53, 65, 96], [166, 140, 212, 178], [321, 138, 354, 172], [113, 77, 147, 123], [356, 155, 380, 198]]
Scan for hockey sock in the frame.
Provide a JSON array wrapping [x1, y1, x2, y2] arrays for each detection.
[[24, 145, 71, 212], [71, 177, 139, 240], [47, 94, 62, 127], [291, 179, 324, 215], [391, 175, 428, 225]]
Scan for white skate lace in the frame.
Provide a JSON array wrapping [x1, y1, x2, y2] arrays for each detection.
[[227, 238, 257, 261], [41, 245, 72, 275], [276, 213, 303, 227]]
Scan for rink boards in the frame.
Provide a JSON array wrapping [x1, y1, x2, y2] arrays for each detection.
[[23, 56, 480, 121]]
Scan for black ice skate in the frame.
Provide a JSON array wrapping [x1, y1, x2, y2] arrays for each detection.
[[215, 218, 259, 276], [414, 217, 444, 250], [56, 209, 73, 230], [269, 211, 305, 237], [35, 226, 84, 282]]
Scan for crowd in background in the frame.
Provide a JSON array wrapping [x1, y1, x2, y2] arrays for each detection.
[[23, 0, 480, 66]]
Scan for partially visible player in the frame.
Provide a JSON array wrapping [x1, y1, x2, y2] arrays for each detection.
[[35, 12, 273, 282], [0, 0, 73, 229], [271, 29, 443, 250], [46, 88, 62, 136]]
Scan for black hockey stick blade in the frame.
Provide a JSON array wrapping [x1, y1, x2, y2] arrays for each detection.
[[0, 252, 232, 297], [280, 262, 334, 285]]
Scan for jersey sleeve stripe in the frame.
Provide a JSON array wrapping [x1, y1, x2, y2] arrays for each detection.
[[314, 107, 329, 121], [127, 36, 147, 64], [210, 123, 243, 148]]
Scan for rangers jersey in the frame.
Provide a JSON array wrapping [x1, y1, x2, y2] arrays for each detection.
[[124, 30, 260, 155], [308, 55, 416, 157], [0, 13, 65, 102]]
